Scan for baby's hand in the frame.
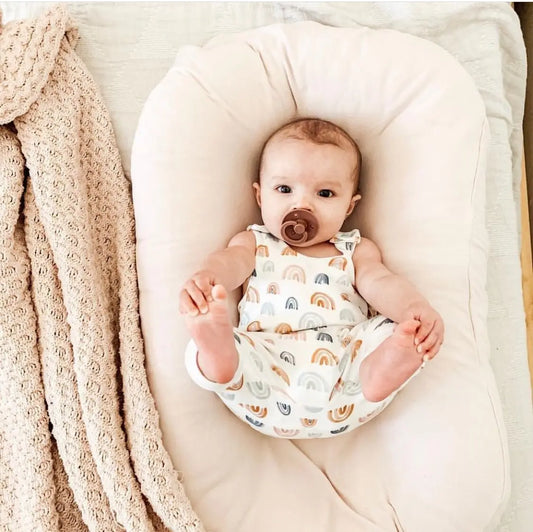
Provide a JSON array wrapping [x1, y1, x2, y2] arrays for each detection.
[[402, 302, 444, 360], [179, 269, 218, 316]]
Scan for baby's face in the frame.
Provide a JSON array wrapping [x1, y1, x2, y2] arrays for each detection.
[[254, 138, 360, 247]]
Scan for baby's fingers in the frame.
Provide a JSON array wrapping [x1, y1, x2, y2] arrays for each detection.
[[179, 290, 200, 316], [415, 320, 435, 349], [417, 330, 440, 357], [184, 280, 209, 314], [193, 276, 214, 303], [422, 339, 443, 361]]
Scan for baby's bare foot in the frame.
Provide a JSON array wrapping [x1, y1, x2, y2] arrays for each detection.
[[359, 319, 424, 402], [185, 284, 239, 384]]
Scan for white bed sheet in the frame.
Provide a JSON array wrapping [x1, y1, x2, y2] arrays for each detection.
[[1, 2, 531, 530]]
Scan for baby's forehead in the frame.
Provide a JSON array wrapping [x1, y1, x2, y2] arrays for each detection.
[[260, 135, 359, 189], [266, 134, 352, 155]]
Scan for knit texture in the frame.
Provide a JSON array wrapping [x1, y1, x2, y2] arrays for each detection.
[[0, 5, 203, 531]]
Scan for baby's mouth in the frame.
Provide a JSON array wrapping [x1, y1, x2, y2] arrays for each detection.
[[280, 209, 319, 245]]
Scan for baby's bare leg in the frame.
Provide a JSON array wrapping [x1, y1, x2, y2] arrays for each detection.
[[185, 284, 239, 384], [359, 319, 424, 403]]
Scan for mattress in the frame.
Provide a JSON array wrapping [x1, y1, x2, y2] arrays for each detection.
[[1, 2, 531, 531]]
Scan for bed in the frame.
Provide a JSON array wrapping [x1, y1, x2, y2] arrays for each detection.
[[1, 2, 532, 531]]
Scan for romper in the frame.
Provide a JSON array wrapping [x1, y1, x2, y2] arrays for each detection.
[[185, 224, 423, 438]]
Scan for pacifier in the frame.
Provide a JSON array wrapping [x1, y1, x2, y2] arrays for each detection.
[[280, 209, 319, 245]]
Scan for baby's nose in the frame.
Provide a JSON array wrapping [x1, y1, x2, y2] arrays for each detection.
[[293, 196, 313, 211]]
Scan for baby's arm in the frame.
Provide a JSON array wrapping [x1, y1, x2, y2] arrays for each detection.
[[179, 230, 256, 316], [353, 237, 444, 358]]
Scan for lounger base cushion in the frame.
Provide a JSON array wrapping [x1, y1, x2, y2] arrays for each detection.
[[131, 21, 509, 531]]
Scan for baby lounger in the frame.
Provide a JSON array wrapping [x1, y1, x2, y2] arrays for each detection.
[[132, 22, 508, 531]]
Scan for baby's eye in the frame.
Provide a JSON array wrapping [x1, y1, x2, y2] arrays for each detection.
[[318, 189, 334, 198], [276, 185, 291, 194]]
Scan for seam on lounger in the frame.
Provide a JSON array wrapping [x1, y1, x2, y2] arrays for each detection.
[[467, 116, 510, 521], [466, 116, 487, 363], [388, 500, 404, 532]]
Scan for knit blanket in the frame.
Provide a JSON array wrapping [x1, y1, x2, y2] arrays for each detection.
[[0, 6, 202, 531]]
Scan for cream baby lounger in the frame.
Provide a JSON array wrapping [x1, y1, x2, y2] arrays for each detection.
[[132, 21, 510, 532]]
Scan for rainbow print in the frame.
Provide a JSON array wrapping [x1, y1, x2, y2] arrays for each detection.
[[341, 335, 352, 348], [328, 256, 348, 270], [273, 427, 300, 438], [343, 380, 362, 396], [260, 302, 275, 315], [330, 425, 349, 434], [271, 365, 290, 386], [239, 311, 250, 328], [245, 415, 264, 428], [298, 312, 326, 329], [310, 348, 339, 366], [282, 264, 306, 283], [277, 402, 292, 415], [327, 404, 355, 423], [281, 246, 297, 256], [225, 374, 244, 391], [247, 321, 263, 332], [297, 371, 327, 392], [267, 282, 279, 294], [243, 404, 268, 418], [246, 381, 271, 399], [263, 260, 275, 272], [245, 286, 259, 303], [255, 244, 269, 257], [314, 273, 329, 285], [310, 292, 336, 310], [275, 322, 293, 334], [250, 351, 264, 372], [316, 331, 333, 342], [285, 297, 298, 310], [279, 351, 296, 365], [340, 309, 356, 322], [300, 418, 318, 427], [339, 326, 352, 338], [239, 333, 255, 347], [351, 339, 363, 361]]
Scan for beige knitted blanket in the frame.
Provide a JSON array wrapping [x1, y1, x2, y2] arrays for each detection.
[[0, 6, 203, 531]]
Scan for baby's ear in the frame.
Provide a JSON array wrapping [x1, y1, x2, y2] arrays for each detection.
[[252, 182, 262, 207], [346, 193, 361, 217]]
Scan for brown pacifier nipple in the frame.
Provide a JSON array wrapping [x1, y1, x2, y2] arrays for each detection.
[[280, 209, 319, 245]]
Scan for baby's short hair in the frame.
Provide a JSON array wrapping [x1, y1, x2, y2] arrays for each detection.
[[259, 118, 362, 191]]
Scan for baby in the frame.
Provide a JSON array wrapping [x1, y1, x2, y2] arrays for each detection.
[[180, 118, 444, 438]]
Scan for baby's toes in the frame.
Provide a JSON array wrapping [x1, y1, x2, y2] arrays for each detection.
[[211, 284, 228, 301], [396, 319, 420, 338]]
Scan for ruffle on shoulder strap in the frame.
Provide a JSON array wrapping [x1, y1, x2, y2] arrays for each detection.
[[330, 228, 361, 254], [0, 4, 78, 124], [247, 223, 269, 233]]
